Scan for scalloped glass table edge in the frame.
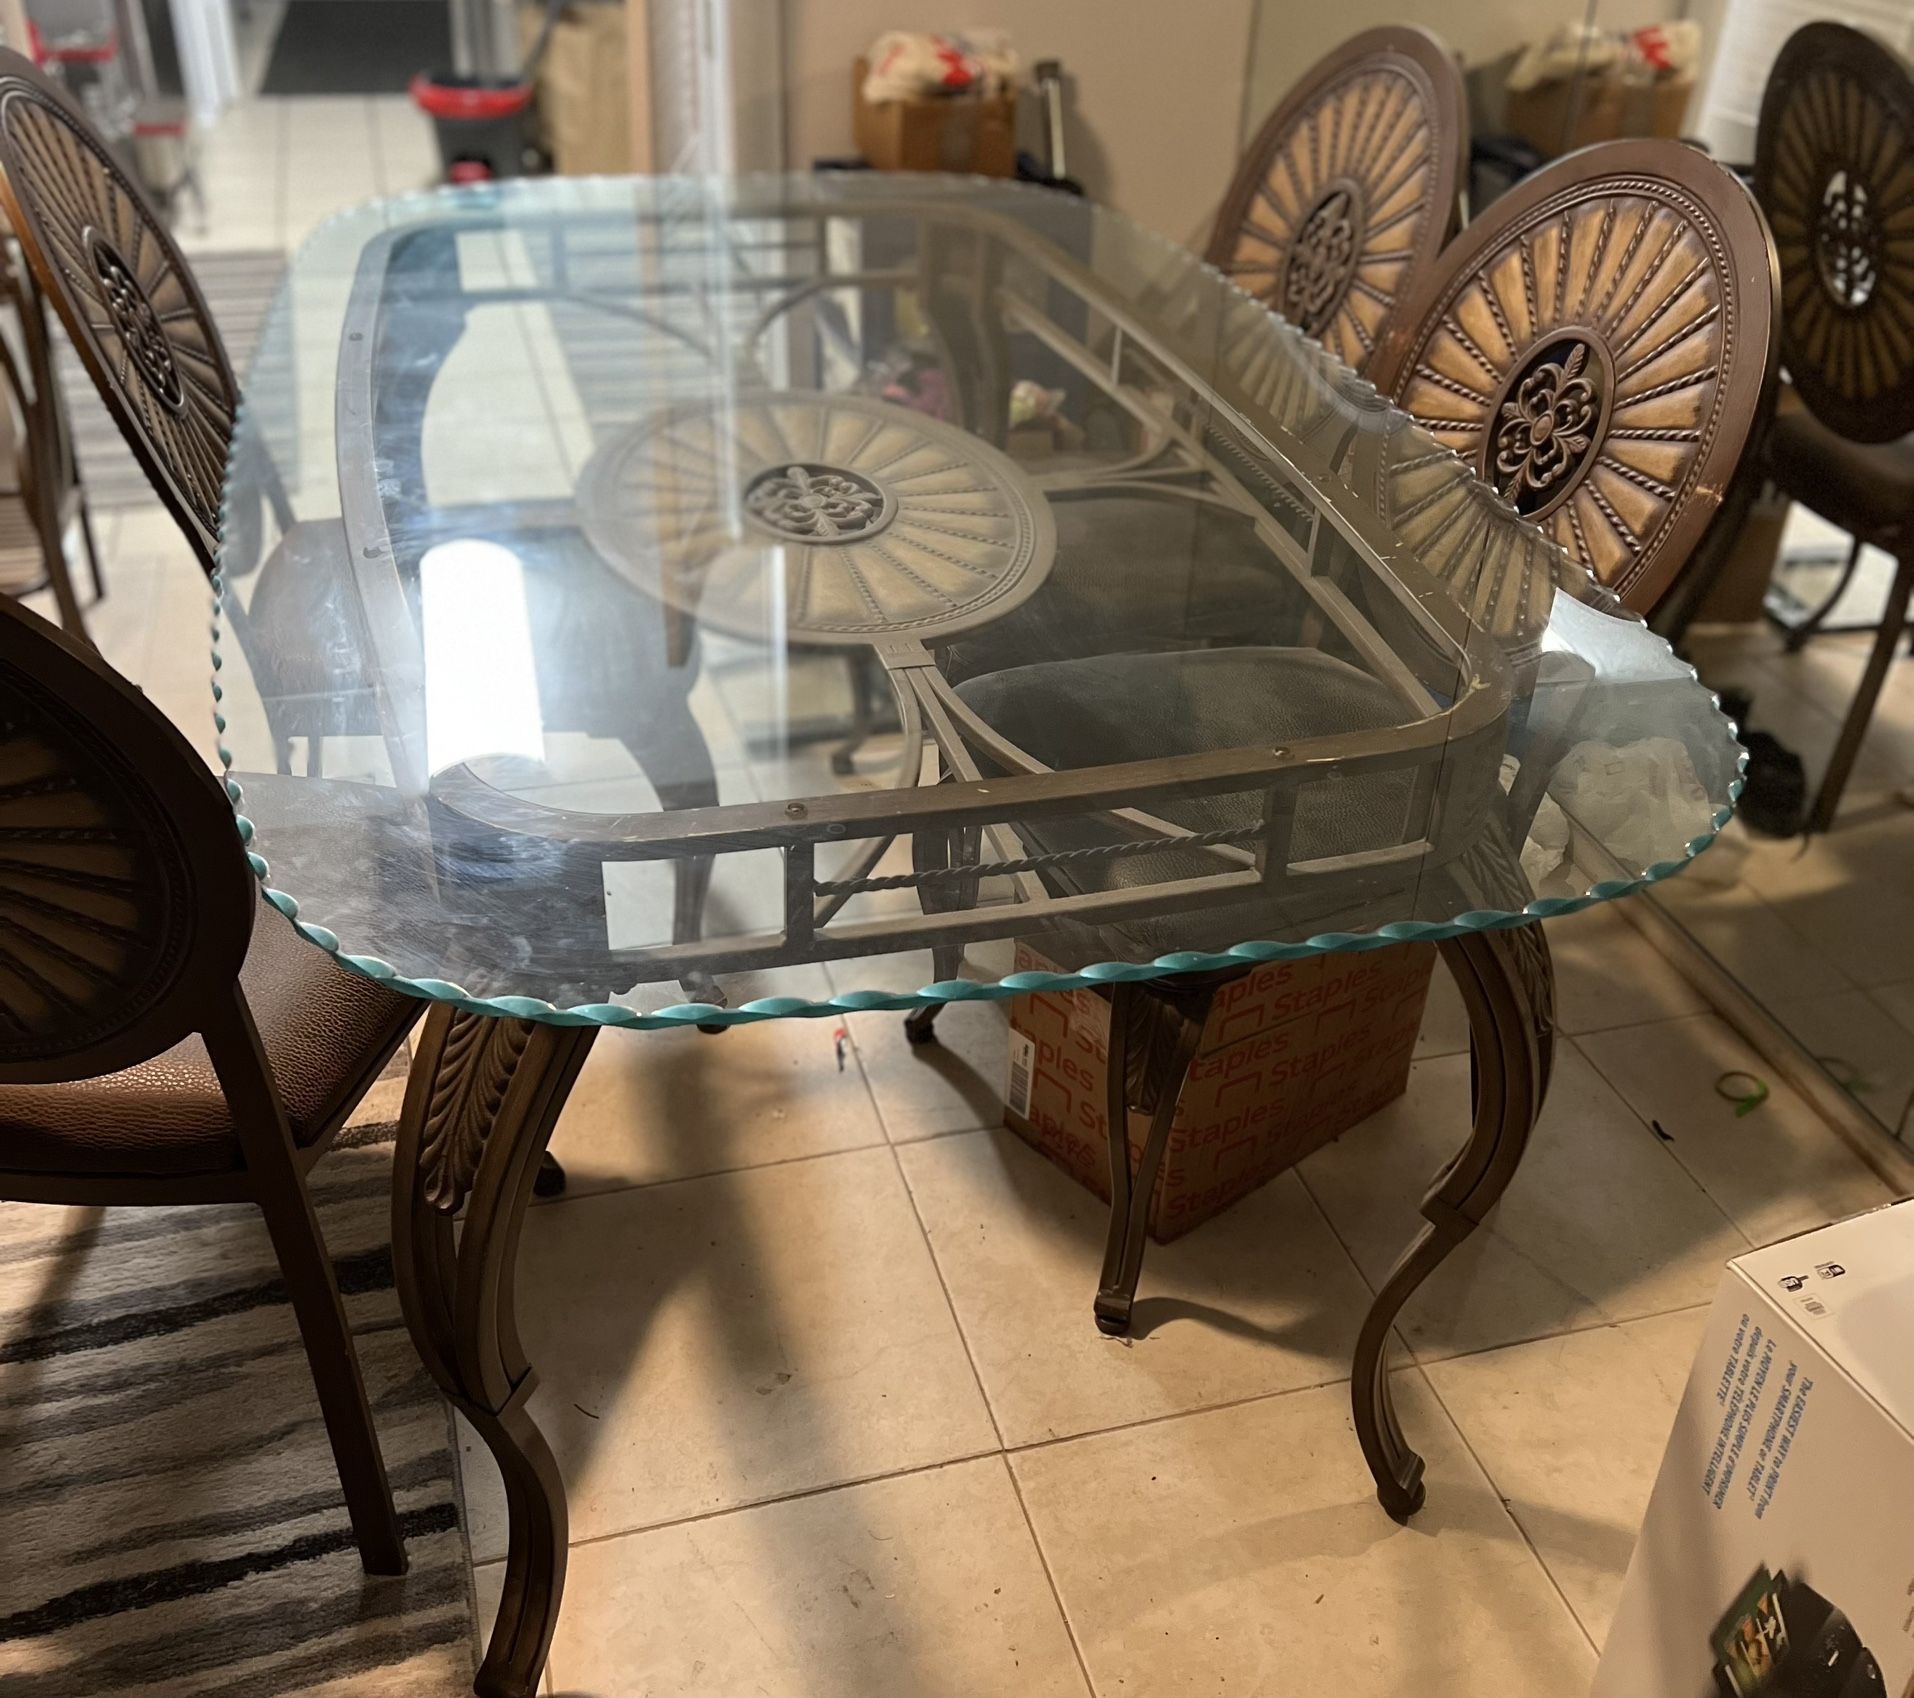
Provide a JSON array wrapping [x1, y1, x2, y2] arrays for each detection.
[[208, 602, 1747, 1030], [206, 557, 1747, 1030]]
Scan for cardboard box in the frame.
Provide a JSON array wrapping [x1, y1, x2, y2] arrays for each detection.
[[1004, 941, 1433, 1242], [1594, 1200, 1914, 1698], [1507, 71, 1692, 158], [852, 58, 1016, 177], [1694, 483, 1789, 627], [523, 0, 631, 176]]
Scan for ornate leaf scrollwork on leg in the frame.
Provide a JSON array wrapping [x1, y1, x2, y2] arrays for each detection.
[[1094, 973, 1226, 1336], [417, 1013, 535, 1213], [392, 1007, 597, 1698]]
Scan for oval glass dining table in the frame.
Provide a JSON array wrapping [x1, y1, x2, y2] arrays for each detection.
[[208, 174, 1743, 1697]]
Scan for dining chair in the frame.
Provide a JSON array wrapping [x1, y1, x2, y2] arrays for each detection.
[[0, 590, 418, 1575], [940, 30, 1468, 693], [924, 138, 1778, 1383], [1368, 137, 1779, 619], [1205, 26, 1469, 373], [0, 50, 720, 1002], [1751, 21, 1914, 830], [0, 233, 103, 639]]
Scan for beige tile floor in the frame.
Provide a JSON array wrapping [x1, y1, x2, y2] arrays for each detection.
[[47, 93, 1914, 1698], [1672, 598, 1914, 1149]]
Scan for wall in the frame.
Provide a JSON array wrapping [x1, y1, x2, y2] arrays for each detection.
[[1242, 0, 1682, 146], [775, 0, 1256, 247]]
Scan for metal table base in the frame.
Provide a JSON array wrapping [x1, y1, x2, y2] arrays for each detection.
[[392, 920, 1554, 1696]]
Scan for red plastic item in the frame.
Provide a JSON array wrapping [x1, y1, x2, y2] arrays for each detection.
[[409, 72, 532, 122], [447, 159, 492, 184], [42, 29, 118, 66]]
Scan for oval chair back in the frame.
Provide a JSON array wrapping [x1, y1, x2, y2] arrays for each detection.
[[0, 592, 253, 1085], [1755, 21, 1914, 444], [1207, 26, 1468, 373], [0, 49, 239, 575], [1368, 138, 1779, 614]]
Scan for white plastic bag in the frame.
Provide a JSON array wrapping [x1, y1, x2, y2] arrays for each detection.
[[861, 29, 1018, 102]]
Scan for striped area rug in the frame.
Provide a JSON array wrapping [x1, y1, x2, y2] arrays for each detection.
[[60, 249, 288, 512], [0, 1108, 477, 1696]]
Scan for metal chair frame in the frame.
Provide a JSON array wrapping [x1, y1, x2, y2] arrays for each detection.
[[0, 592, 415, 1577]]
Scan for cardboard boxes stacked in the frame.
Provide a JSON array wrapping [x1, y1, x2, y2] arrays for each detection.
[[852, 56, 1016, 178], [1003, 941, 1435, 1240]]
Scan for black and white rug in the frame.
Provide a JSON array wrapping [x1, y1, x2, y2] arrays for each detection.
[[0, 1113, 477, 1696]]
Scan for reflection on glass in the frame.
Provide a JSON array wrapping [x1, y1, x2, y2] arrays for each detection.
[[421, 539, 545, 776]]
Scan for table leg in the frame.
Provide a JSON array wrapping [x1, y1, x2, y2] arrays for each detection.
[[1094, 978, 1216, 1336], [391, 1007, 597, 1698], [1351, 926, 1555, 1520]]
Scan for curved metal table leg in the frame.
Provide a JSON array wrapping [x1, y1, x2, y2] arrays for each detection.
[[1351, 925, 1555, 1520], [1094, 978, 1216, 1335], [392, 1007, 596, 1698]]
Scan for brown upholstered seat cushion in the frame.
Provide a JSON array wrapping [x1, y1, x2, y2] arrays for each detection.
[[0, 903, 420, 1178], [1766, 401, 1914, 541]]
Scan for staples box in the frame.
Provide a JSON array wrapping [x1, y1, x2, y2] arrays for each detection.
[[1003, 941, 1433, 1241], [1594, 1200, 1914, 1698]]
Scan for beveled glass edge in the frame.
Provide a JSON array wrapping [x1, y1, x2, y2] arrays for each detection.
[[211, 553, 1748, 1030]]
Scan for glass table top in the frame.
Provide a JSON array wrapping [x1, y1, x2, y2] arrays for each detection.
[[211, 173, 1743, 1027]]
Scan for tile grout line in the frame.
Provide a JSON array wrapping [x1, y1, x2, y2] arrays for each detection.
[[1557, 1030, 1758, 1251], [880, 1140, 1007, 1450], [1565, 1024, 1790, 1253], [999, 1453, 1100, 1698], [996, 1363, 1352, 1460], [272, 98, 291, 256], [1406, 1358, 1604, 1662], [1404, 1296, 1714, 1374], [544, 1447, 1007, 1557], [365, 95, 388, 198], [529, 1127, 895, 1211]]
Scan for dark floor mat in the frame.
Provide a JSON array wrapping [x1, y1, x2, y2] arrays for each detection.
[[261, 0, 451, 95]]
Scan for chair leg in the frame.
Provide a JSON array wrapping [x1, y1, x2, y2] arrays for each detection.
[[652, 773, 719, 1014], [1809, 547, 1914, 833], [43, 550, 89, 641], [830, 650, 880, 775], [1774, 536, 1863, 653], [628, 700, 720, 951], [76, 499, 105, 602], [254, 1166, 408, 1575], [1093, 978, 1215, 1337], [204, 987, 405, 1575]]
